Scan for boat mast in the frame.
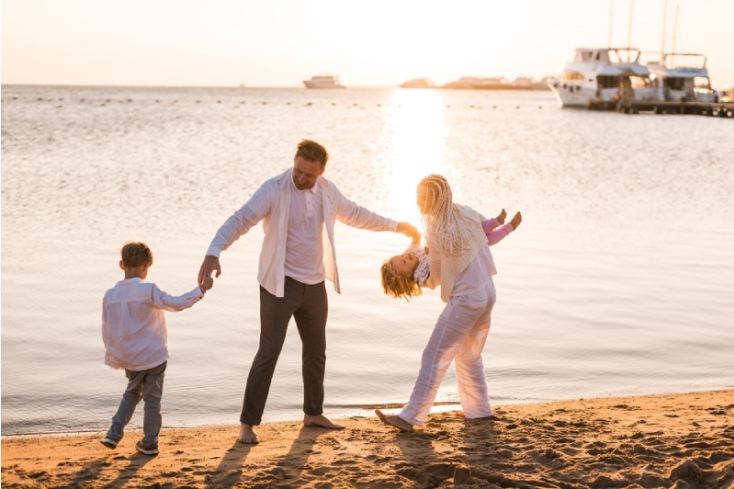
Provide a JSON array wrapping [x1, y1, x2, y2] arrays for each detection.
[[608, 0, 615, 47], [661, 0, 667, 60], [627, 0, 635, 60], [671, 4, 680, 54]]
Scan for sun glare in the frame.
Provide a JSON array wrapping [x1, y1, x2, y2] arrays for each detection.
[[382, 90, 449, 224]]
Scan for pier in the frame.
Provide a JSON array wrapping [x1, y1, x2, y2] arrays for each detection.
[[589, 99, 734, 117]]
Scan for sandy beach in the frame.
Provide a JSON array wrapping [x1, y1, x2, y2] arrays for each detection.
[[2, 390, 733, 488]]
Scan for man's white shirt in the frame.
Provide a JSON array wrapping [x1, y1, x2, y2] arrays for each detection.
[[206, 167, 398, 297], [285, 176, 325, 284]]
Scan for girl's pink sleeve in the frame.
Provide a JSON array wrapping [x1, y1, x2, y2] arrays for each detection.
[[481, 218, 500, 234], [484, 221, 514, 246]]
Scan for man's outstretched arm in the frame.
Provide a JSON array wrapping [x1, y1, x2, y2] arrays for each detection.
[[197, 183, 273, 284]]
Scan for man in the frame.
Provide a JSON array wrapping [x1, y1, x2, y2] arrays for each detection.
[[198, 139, 419, 444]]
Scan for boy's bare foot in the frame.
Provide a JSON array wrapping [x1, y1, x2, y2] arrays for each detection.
[[510, 211, 522, 230], [237, 423, 259, 444], [303, 414, 344, 430], [375, 409, 414, 432], [497, 209, 507, 224]]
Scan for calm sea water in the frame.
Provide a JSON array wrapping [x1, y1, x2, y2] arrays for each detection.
[[2, 85, 733, 435]]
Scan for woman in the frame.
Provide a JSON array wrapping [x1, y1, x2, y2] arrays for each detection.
[[377, 174, 521, 431]]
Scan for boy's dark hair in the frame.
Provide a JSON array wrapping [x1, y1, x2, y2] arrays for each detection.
[[121, 242, 154, 267], [295, 139, 329, 168]]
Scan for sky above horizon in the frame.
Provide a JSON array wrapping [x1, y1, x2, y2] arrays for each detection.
[[3, 0, 733, 88]]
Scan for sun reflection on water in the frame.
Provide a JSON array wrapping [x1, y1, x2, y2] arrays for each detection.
[[381, 89, 449, 224]]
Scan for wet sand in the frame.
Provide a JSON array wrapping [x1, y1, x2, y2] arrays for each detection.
[[3, 390, 733, 488]]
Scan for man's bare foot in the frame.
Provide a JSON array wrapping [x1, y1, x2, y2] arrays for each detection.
[[375, 409, 414, 432], [237, 423, 259, 444], [303, 414, 345, 430]]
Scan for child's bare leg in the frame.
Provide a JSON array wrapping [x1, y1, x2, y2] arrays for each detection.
[[375, 409, 414, 432]]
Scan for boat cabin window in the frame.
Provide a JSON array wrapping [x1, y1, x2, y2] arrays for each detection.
[[694, 77, 711, 89], [561, 72, 585, 81], [597, 75, 620, 89], [630, 76, 651, 89], [666, 77, 686, 90]]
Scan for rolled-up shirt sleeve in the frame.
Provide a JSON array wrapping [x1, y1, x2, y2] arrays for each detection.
[[206, 183, 273, 257], [151, 284, 205, 312], [334, 188, 398, 232]]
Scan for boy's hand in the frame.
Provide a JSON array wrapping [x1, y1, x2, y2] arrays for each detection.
[[202, 275, 214, 291], [510, 211, 522, 230], [497, 209, 507, 224]]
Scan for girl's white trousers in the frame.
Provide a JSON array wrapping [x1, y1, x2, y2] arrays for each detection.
[[400, 279, 496, 426]]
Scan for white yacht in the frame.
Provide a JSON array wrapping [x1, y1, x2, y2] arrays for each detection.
[[303, 75, 346, 89], [548, 48, 655, 107], [646, 53, 717, 103]]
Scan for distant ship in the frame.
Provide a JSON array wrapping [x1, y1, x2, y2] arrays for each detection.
[[471, 77, 523, 90], [547, 47, 654, 108], [646, 53, 717, 103], [400, 78, 436, 89], [442, 76, 548, 90], [443, 77, 490, 90], [303, 75, 346, 89]]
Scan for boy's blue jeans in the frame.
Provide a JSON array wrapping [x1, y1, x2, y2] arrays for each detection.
[[106, 361, 167, 446]]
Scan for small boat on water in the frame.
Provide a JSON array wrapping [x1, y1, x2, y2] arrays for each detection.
[[646, 53, 717, 103], [548, 47, 655, 108], [400, 78, 436, 89], [303, 75, 346, 89]]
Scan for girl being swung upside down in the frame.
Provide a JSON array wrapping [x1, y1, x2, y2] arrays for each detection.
[[377, 174, 521, 431]]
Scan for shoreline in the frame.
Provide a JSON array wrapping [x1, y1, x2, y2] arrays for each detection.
[[3, 389, 733, 488], [5, 387, 729, 440]]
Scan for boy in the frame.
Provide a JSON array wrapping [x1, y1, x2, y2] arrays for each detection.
[[101, 242, 213, 455]]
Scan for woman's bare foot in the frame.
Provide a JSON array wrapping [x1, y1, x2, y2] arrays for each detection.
[[303, 414, 344, 430], [375, 409, 413, 432], [237, 423, 259, 444]]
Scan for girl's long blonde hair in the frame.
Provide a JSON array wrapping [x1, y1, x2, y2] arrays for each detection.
[[418, 174, 482, 254]]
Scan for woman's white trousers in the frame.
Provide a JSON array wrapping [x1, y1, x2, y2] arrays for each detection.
[[400, 279, 496, 426]]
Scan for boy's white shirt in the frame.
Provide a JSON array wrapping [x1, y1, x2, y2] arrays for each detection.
[[206, 167, 398, 297], [102, 278, 204, 370]]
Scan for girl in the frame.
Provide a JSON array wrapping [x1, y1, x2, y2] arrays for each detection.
[[380, 208, 519, 301], [377, 174, 521, 431]]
